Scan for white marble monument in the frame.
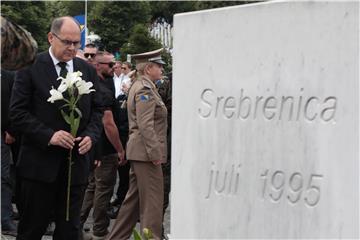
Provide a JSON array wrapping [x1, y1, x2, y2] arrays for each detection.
[[171, 1, 359, 238]]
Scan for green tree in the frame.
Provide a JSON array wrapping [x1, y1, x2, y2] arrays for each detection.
[[1, 1, 51, 52], [1, 1, 88, 52], [149, 1, 198, 24], [46, 1, 85, 18], [121, 24, 162, 56], [195, 1, 255, 11], [121, 24, 171, 73], [88, 1, 151, 52], [149, 1, 257, 24]]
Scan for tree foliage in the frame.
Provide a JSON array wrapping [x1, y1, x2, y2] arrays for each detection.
[[1, 0, 261, 70], [1, 1, 87, 52], [1, 1, 51, 52], [149, 1, 198, 24], [87, 1, 151, 52], [121, 24, 162, 57], [46, 1, 85, 18], [148, 1, 256, 24], [120, 24, 172, 73]]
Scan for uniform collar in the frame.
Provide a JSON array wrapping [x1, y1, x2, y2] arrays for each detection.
[[141, 76, 156, 89]]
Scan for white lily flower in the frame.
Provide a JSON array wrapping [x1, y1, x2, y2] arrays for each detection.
[[58, 71, 82, 89], [47, 87, 64, 103], [57, 81, 68, 93], [76, 80, 95, 95], [46, 70, 90, 221]]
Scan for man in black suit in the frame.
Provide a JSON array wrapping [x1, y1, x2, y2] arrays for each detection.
[[9, 16, 103, 240]]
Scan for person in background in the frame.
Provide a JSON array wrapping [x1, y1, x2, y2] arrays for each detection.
[[155, 72, 172, 239], [107, 62, 131, 220], [107, 48, 167, 240], [81, 51, 125, 240], [121, 62, 131, 76], [1, 69, 17, 237], [76, 49, 87, 61], [2, 14, 38, 238], [118, 62, 132, 91], [84, 43, 98, 67], [112, 61, 123, 99]]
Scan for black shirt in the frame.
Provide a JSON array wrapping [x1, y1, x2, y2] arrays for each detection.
[[98, 77, 120, 156]]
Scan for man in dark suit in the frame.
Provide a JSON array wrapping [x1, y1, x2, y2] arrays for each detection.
[[9, 16, 103, 240]]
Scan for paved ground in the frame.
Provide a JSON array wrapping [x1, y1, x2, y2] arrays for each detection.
[[1, 205, 170, 240], [2, 174, 171, 240]]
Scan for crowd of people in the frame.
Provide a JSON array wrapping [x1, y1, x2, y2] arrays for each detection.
[[1, 15, 172, 240]]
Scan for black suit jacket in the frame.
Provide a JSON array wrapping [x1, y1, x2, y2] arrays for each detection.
[[9, 51, 104, 184]]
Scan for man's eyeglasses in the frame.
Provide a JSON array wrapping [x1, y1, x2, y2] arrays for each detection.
[[84, 53, 96, 59], [98, 62, 115, 68], [52, 32, 81, 49], [121, 67, 128, 70]]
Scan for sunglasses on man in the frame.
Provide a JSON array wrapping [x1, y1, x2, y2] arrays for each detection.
[[84, 53, 96, 59], [98, 62, 115, 68]]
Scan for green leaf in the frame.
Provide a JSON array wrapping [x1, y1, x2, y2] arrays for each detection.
[[61, 110, 71, 125], [132, 229, 142, 240], [74, 107, 83, 118], [71, 117, 80, 137], [60, 103, 70, 109]]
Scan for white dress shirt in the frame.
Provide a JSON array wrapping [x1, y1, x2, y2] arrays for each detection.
[[49, 47, 74, 77], [113, 73, 130, 98]]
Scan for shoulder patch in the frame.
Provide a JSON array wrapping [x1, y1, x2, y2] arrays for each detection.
[[140, 94, 150, 101], [142, 80, 152, 89]]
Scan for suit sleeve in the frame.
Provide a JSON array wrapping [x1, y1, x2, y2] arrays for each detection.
[[78, 67, 104, 144], [135, 87, 162, 161], [9, 67, 55, 149]]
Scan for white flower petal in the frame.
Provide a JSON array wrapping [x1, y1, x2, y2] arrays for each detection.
[[47, 88, 64, 103], [57, 82, 68, 93], [77, 80, 95, 95]]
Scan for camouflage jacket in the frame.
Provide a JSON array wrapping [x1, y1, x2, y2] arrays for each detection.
[[1, 16, 37, 70]]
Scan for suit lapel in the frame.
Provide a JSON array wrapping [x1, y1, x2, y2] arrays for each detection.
[[73, 57, 80, 72], [39, 52, 60, 89]]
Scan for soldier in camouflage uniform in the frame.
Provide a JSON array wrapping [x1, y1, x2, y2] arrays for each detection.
[[156, 73, 172, 217], [0, 16, 37, 236], [1, 16, 37, 70]]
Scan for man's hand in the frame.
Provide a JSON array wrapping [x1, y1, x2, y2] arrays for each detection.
[[152, 160, 162, 166], [76, 136, 92, 155], [49, 130, 75, 149], [117, 151, 127, 166], [4, 131, 16, 145]]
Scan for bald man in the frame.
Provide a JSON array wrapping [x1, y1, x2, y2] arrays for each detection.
[[9, 16, 103, 240]]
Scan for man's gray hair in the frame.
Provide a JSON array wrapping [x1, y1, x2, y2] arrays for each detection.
[[50, 16, 81, 34]]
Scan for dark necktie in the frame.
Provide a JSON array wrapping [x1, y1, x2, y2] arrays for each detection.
[[58, 62, 68, 78]]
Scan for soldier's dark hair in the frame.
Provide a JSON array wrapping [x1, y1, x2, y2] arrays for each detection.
[[50, 16, 81, 34]]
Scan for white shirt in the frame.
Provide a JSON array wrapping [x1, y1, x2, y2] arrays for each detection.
[[49, 47, 74, 77], [113, 73, 130, 98]]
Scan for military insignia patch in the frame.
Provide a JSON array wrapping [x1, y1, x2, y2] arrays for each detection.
[[140, 95, 149, 101]]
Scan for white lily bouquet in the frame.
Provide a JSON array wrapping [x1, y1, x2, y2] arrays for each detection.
[[47, 71, 95, 221]]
